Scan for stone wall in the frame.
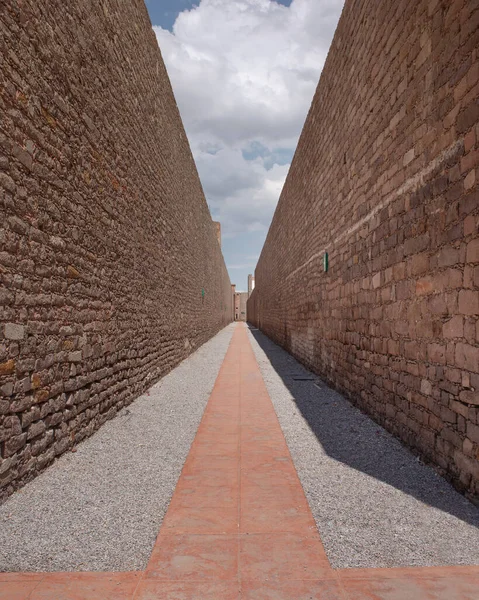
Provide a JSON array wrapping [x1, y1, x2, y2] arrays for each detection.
[[249, 0, 479, 500], [0, 0, 232, 500]]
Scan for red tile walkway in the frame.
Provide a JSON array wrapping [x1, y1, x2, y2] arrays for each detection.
[[1, 323, 479, 599]]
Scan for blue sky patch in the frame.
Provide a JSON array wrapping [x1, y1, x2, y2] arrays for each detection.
[[146, 0, 292, 29], [242, 142, 294, 170]]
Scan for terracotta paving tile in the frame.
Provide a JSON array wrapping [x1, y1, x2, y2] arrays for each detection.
[[240, 579, 346, 600], [242, 411, 277, 419], [240, 453, 295, 470], [0, 573, 44, 582], [241, 482, 309, 506], [182, 455, 239, 473], [161, 505, 239, 535], [0, 574, 45, 600], [240, 423, 280, 434], [175, 467, 239, 489], [239, 533, 330, 580], [146, 535, 238, 580], [30, 573, 141, 600], [201, 411, 240, 421], [240, 499, 319, 534], [0, 581, 42, 600], [189, 439, 239, 458], [241, 445, 291, 460], [241, 418, 280, 430], [204, 398, 237, 405], [134, 580, 240, 599], [241, 431, 288, 447], [169, 484, 238, 509], [337, 565, 479, 580], [241, 465, 299, 487], [198, 423, 240, 436], [339, 573, 479, 600], [192, 435, 240, 449]]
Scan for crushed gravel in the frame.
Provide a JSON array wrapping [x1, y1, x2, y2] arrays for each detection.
[[0, 324, 234, 572], [247, 326, 479, 570]]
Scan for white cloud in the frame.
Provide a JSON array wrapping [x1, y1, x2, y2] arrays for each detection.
[[196, 147, 289, 235], [154, 0, 344, 236]]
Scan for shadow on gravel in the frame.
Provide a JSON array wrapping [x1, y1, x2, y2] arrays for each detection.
[[248, 324, 479, 530]]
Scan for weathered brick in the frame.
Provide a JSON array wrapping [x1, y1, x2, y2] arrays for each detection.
[[443, 316, 463, 338], [0, 360, 15, 376], [409, 252, 430, 275], [4, 323, 25, 340], [464, 169, 476, 190], [459, 390, 479, 406], [3, 433, 27, 457], [428, 343, 446, 364], [455, 343, 479, 372], [454, 450, 479, 479], [458, 290, 479, 315], [437, 246, 460, 267], [457, 101, 479, 135], [420, 379, 432, 395], [416, 278, 434, 295], [466, 238, 479, 262], [467, 422, 479, 445], [27, 420, 46, 440]]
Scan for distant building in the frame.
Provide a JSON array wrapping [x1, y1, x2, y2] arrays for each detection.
[[234, 292, 248, 321], [232, 276, 253, 321], [231, 284, 236, 321]]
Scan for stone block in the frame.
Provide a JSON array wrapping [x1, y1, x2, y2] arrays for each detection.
[[4, 323, 25, 340]]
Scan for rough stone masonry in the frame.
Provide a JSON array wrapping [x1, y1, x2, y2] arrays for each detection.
[[0, 0, 232, 501], [249, 0, 479, 501]]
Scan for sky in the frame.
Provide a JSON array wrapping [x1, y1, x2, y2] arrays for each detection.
[[145, 0, 344, 290]]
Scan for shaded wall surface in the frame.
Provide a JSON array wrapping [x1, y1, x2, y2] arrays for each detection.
[[0, 0, 232, 500], [249, 0, 479, 499]]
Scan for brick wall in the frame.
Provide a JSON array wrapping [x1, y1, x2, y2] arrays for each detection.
[[0, 0, 232, 500], [249, 0, 479, 500]]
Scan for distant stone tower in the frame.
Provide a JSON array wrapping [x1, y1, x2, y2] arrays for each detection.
[[247, 274, 255, 296], [214, 222, 221, 247]]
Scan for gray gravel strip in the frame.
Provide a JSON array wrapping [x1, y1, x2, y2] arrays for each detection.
[[247, 326, 479, 570], [0, 324, 234, 572]]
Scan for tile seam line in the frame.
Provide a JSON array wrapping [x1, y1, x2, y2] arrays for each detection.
[[128, 565, 479, 582], [333, 570, 353, 600], [131, 570, 146, 600], [140, 576, 341, 580], [150, 532, 327, 537], [336, 565, 479, 577], [25, 573, 47, 600]]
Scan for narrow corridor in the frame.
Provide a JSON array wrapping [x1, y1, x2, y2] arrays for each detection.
[[1, 324, 479, 599]]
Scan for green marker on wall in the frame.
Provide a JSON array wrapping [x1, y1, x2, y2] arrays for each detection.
[[323, 252, 329, 272]]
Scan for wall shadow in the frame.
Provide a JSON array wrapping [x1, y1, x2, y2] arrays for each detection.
[[248, 325, 479, 530]]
